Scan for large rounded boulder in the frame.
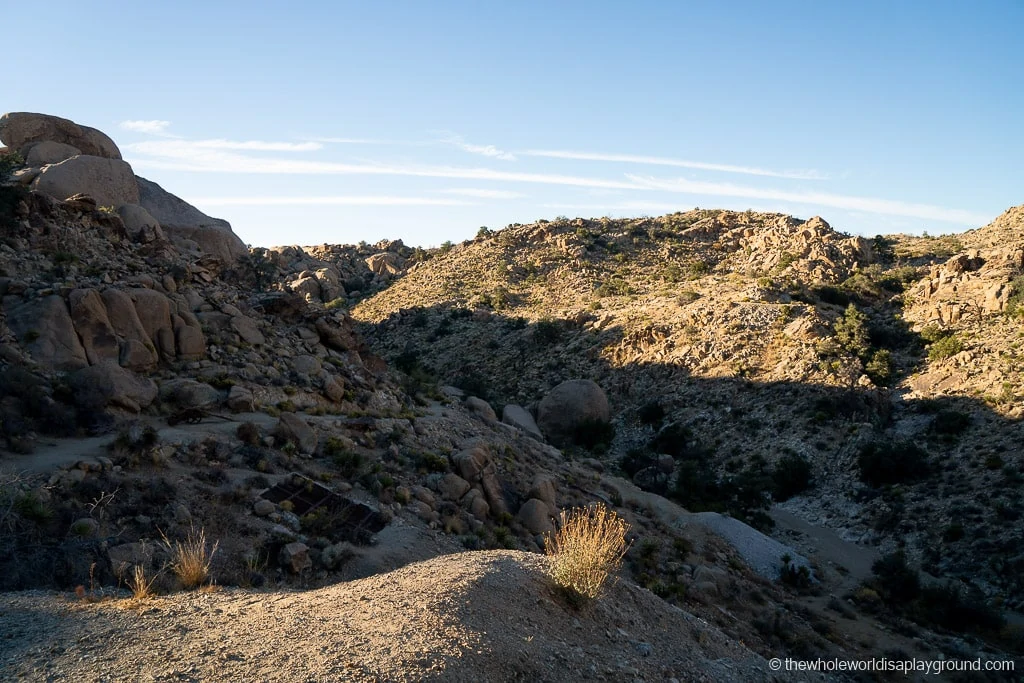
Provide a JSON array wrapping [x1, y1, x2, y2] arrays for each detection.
[[536, 379, 610, 448], [0, 112, 121, 159]]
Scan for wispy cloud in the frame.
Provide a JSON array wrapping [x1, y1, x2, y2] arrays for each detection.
[[442, 135, 516, 161], [125, 140, 643, 190], [627, 175, 990, 224], [119, 120, 174, 136], [439, 188, 526, 199], [523, 149, 827, 180], [309, 136, 407, 145], [192, 196, 474, 207], [186, 139, 322, 152], [125, 139, 987, 225]]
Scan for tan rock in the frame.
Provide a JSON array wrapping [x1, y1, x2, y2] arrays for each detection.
[[68, 289, 119, 365], [537, 379, 610, 447], [0, 112, 121, 159], [23, 140, 81, 166], [4, 295, 88, 371], [32, 155, 139, 207], [137, 176, 246, 263]]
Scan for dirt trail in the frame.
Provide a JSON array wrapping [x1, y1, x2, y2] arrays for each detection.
[[0, 412, 279, 475]]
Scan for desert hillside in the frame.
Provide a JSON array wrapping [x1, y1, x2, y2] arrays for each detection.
[[1, 114, 1021, 680]]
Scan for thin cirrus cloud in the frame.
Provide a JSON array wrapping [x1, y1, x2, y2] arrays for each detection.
[[124, 139, 987, 225], [626, 175, 991, 225], [523, 149, 828, 181], [439, 188, 526, 199], [192, 196, 474, 207], [119, 120, 174, 135], [124, 140, 644, 190], [441, 135, 516, 161]]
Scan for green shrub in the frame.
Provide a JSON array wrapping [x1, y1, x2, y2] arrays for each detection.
[[835, 304, 871, 357], [864, 349, 894, 386], [772, 454, 813, 500], [532, 319, 563, 346], [928, 334, 963, 360], [858, 440, 929, 486], [930, 409, 971, 436], [637, 401, 665, 426], [572, 418, 615, 451], [871, 551, 920, 604]]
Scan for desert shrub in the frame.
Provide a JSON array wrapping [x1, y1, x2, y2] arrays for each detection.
[[240, 248, 277, 292], [572, 418, 615, 451], [161, 525, 218, 589], [864, 349, 894, 386], [930, 409, 971, 436], [1005, 274, 1024, 317], [544, 503, 630, 602], [871, 551, 920, 604], [532, 319, 563, 346], [324, 438, 364, 477], [594, 278, 632, 297], [236, 422, 262, 445], [918, 323, 951, 344], [417, 452, 449, 473], [649, 422, 693, 459], [858, 440, 929, 487], [636, 401, 665, 426], [780, 554, 812, 589], [916, 584, 1005, 633], [834, 304, 871, 358], [772, 453, 813, 501], [810, 284, 850, 307], [928, 334, 963, 360]]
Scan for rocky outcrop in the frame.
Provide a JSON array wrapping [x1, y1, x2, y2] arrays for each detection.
[[32, 155, 140, 207], [68, 361, 158, 413], [0, 112, 121, 159], [3, 295, 89, 371], [117, 204, 165, 244], [136, 177, 245, 263], [24, 141, 82, 167], [536, 380, 610, 448], [501, 404, 544, 441]]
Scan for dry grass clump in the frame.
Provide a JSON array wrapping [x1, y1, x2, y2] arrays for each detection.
[[544, 503, 630, 602], [161, 525, 218, 589], [126, 564, 158, 601]]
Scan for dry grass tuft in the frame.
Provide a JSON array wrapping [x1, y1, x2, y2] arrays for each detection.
[[544, 503, 630, 602], [126, 564, 158, 601], [161, 525, 219, 589]]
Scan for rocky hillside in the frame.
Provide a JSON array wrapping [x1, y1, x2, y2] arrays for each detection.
[[348, 208, 1024, 616], [1, 113, 1021, 679]]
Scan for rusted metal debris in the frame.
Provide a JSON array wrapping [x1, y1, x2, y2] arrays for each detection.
[[260, 473, 387, 545]]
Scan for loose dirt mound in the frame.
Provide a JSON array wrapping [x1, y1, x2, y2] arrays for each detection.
[[0, 550, 790, 682]]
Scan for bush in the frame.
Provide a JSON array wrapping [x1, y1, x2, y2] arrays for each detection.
[[572, 418, 615, 451], [773, 454, 813, 501], [636, 401, 665, 426], [544, 503, 630, 602], [928, 334, 963, 360], [835, 304, 870, 358], [930, 409, 971, 436], [858, 440, 929, 487], [864, 349, 894, 386], [532, 319, 563, 346], [871, 551, 920, 604]]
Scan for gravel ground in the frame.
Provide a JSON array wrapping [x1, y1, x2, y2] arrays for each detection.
[[0, 550, 813, 682]]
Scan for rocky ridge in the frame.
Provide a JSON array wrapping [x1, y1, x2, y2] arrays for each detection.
[[1, 113, 1021, 679]]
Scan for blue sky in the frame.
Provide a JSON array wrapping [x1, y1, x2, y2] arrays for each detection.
[[6, 1, 1022, 247]]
